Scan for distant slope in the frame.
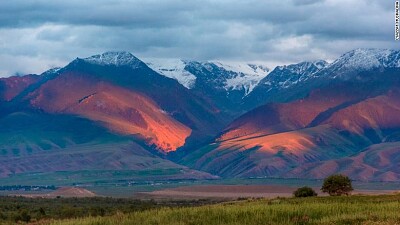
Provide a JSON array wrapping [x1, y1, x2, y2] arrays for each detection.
[[316, 91, 400, 136], [182, 125, 368, 178], [0, 75, 40, 102], [286, 142, 400, 181], [0, 111, 214, 181], [181, 82, 400, 181], [218, 82, 368, 142]]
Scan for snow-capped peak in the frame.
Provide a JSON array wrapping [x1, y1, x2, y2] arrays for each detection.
[[211, 61, 271, 95], [40, 67, 61, 76], [82, 51, 142, 68], [257, 60, 328, 90], [316, 48, 400, 79], [329, 48, 399, 71], [212, 62, 270, 76], [145, 59, 271, 95], [144, 58, 196, 89], [313, 60, 329, 69], [276, 60, 328, 76]]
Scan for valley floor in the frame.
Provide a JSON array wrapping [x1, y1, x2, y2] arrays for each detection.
[[137, 184, 398, 200], [1, 178, 399, 198]]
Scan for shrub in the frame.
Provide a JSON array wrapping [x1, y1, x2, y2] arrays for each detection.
[[13, 210, 31, 223], [293, 186, 318, 197], [20, 210, 31, 223], [39, 207, 46, 216], [321, 174, 353, 196]]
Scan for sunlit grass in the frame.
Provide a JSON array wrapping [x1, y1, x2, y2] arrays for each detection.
[[48, 194, 400, 225]]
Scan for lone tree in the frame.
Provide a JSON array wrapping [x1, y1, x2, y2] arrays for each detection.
[[293, 186, 318, 197], [321, 174, 353, 196]]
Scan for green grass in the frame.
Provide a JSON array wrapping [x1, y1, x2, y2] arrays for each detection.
[[0, 196, 222, 224], [45, 194, 400, 225]]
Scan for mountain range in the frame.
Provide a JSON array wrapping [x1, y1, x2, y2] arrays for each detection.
[[1, 48, 400, 183]]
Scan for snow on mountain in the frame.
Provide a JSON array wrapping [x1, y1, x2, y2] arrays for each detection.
[[253, 49, 400, 91], [212, 62, 270, 95], [82, 51, 143, 68], [78, 49, 400, 98], [258, 60, 328, 90], [145, 59, 271, 95], [145, 59, 197, 89], [323, 49, 400, 78], [280, 60, 328, 76], [336, 48, 392, 69], [40, 67, 62, 76]]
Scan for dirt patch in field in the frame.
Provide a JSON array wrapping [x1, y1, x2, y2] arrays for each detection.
[[13, 187, 96, 198], [136, 185, 400, 200]]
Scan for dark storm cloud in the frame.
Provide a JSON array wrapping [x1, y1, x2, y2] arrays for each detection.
[[0, 0, 315, 30], [0, 0, 199, 28], [0, 0, 397, 76]]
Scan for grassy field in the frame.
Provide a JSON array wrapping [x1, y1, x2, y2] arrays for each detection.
[[39, 194, 400, 225], [0, 196, 222, 224]]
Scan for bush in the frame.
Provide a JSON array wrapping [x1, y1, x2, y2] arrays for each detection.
[[293, 186, 318, 197], [12, 210, 31, 223], [321, 174, 353, 196], [20, 210, 31, 223]]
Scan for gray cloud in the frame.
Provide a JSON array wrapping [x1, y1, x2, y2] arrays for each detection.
[[0, 0, 199, 28], [0, 0, 398, 76], [293, 0, 326, 6]]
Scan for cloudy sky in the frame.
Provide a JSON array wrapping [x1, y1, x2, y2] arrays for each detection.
[[0, 0, 397, 77]]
